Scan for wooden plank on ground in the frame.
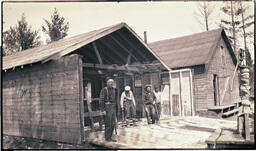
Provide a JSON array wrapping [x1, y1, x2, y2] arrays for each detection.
[[222, 108, 239, 117], [208, 104, 236, 111]]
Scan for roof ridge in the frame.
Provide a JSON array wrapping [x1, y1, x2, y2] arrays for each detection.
[[149, 28, 222, 45], [149, 28, 224, 69]]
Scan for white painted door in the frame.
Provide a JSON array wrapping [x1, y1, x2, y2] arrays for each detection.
[[181, 71, 192, 116], [170, 69, 194, 116]]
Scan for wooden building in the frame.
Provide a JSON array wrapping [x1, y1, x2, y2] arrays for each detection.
[[149, 28, 240, 116], [2, 23, 170, 144], [2, 23, 240, 144]]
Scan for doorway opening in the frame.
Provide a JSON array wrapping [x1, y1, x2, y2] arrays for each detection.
[[213, 74, 218, 106]]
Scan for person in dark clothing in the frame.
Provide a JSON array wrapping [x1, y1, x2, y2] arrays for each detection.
[[100, 78, 117, 142], [144, 84, 157, 124]]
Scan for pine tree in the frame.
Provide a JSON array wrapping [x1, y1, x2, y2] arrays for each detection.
[[42, 8, 69, 43], [237, 2, 254, 51], [3, 14, 41, 56], [220, 1, 241, 57]]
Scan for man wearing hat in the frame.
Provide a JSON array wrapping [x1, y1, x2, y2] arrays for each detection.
[[144, 84, 157, 124], [100, 77, 117, 142], [120, 86, 136, 122], [154, 87, 162, 121]]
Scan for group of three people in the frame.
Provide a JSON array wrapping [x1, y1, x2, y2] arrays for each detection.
[[100, 77, 161, 142]]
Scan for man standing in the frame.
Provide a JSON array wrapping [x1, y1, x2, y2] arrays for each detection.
[[100, 77, 117, 142], [144, 84, 157, 124], [154, 87, 162, 121], [120, 86, 136, 122]]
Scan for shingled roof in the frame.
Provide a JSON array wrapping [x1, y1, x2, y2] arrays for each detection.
[[149, 28, 237, 69], [3, 22, 169, 71]]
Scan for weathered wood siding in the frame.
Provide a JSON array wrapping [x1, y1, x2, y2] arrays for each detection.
[[205, 38, 240, 108], [192, 65, 208, 112], [3, 54, 84, 144], [192, 38, 240, 112]]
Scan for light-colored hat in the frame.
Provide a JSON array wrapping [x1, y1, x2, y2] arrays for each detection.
[[145, 84, 152, 88], [144, 84, 152, 91], [107, 79, 114, 83], [125, 86, 131, 91]]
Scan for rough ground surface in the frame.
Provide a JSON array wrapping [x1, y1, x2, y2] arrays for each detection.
[[3, 135, 100, 149], [87, 116, 237, 149], [2, 116, 238, 149]]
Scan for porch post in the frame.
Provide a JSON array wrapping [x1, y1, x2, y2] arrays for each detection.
[[169, 71, 173, 116], [189, 69, 195, 116], [179, 71, 184, 116]]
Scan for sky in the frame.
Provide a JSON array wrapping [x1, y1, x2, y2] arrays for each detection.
[[2, 1, 254, 59]]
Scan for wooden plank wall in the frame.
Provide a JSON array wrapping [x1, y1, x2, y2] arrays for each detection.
[[2, 54, 84, 144]]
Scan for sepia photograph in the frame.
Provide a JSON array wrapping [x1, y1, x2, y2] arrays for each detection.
[[2, 0, 255, 149]]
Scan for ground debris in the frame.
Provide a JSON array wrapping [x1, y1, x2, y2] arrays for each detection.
[[3, 134, 96, 149]]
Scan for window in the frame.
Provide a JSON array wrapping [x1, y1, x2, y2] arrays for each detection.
[[220, 46, 226, 66]]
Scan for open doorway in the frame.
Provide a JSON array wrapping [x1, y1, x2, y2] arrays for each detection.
[[213, 74, 219, 106]]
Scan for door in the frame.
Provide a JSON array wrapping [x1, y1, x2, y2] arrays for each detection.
[[160, 73, 171, 116], [134, 74, 143, 118], [218, 76, 231, 106], [161, 84, 170, 116], [170, 69, 194, 116], [171, 72, 181, 116], [213, 74, 219, 106], [172, 94, 180, 116], [181, 71, 193, 116]]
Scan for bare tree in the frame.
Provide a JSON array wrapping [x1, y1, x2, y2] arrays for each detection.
[[194, 2, 215, 31]]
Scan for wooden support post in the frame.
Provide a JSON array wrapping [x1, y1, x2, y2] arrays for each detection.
[[78, 56, 85, 141], [179, 72, 184, 116], [189, 69, 195, 116], [87, 99, 95, 131], [244, 113, 250, 141], [92, 42, 103, 65], [169, 72, 173, 116]]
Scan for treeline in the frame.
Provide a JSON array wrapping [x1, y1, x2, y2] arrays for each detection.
[[194, 1, 253, 57], [3, 8, 69, 56], [194, 1, 254, 95]]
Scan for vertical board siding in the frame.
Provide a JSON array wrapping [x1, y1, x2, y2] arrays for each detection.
[[192, 38, 240, 113], [206, 38, 240, 108], [3, 54, 83, 144], [192, 69, 208, 112]]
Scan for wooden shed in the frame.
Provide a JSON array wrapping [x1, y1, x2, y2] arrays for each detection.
[[2, 22, 170, 144], [149, 28, 240, 116]]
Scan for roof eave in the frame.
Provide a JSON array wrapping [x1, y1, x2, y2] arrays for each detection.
[[221, 29, 238, 66], [40, 23, 126, 64]]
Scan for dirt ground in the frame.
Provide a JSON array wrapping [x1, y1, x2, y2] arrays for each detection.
[[3, 113, 252, 149], [2, 134, 102, 150]]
